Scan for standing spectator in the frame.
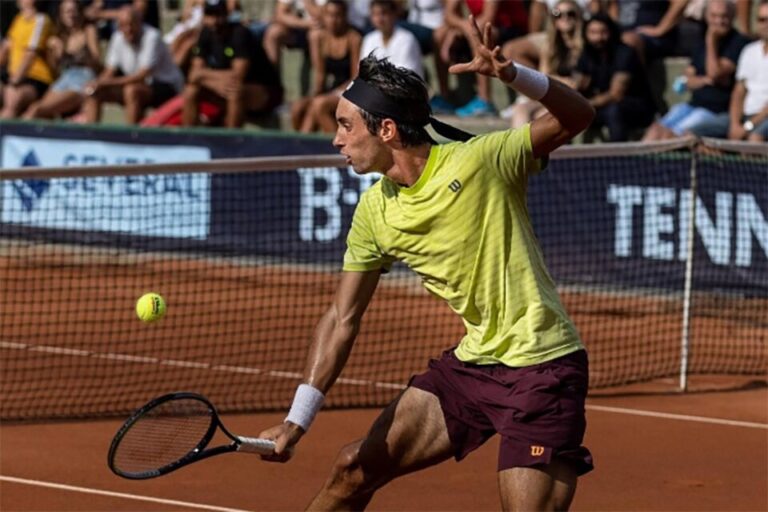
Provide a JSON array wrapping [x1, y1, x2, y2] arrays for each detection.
[[643, 0, 749, 141], [262, 0, 323, 67], [292, 0, 361, 133], [24, 0, 101, 120], [361, 0, 423, 77], [574, 13, 656, 141], [0, 0, 54, 119], [444, 0, 528, 117], [182, 0, 283, 127], [505, 0, 585, 127], [693, 0, 768, 141], [81, 6, 183, 124], [398, 0, 454, 112]]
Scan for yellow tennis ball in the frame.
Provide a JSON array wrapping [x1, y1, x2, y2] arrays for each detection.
[[136, 293, 167, 323]]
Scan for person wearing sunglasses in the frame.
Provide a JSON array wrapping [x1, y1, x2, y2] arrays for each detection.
[[502, 0, 597, 75], [504, 0, 585, 126]]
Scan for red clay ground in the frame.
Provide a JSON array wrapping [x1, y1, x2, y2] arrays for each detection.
[[1, 247, 766, 510], [1, 380, 766, 511]]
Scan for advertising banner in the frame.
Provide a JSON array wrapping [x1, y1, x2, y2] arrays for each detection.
[[2, 135, 211, 239]]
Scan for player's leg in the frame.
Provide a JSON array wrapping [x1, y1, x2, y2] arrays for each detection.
[[491, 350, 592, 512], [307, 386, 455, 511], [498, 460, 578, 511]]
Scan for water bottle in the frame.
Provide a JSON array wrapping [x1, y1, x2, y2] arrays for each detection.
[[672, 76, 688, 95]]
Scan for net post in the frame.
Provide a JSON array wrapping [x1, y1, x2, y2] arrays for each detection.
[[679, 139, 699, 392]]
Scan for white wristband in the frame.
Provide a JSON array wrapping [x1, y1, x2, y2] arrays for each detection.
[[511, 64, 550, 101], [285, 384, 325, 431]]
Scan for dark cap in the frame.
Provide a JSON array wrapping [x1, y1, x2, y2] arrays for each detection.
[[203, 0, 228, 15]]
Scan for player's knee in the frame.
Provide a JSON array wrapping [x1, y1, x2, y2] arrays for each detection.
[[327, 441, 368, 496]]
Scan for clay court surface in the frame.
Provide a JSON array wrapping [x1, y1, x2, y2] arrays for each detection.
[[1, 247, 767, 511], [1, 379, 767, 511]]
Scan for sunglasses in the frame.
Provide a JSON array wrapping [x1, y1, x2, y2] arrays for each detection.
[[552, 9, 579, 19]]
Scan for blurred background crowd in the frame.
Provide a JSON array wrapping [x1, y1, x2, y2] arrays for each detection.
[[1, 0, 766, 142]]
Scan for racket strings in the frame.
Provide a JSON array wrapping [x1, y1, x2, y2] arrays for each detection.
[[112, 398, 214, 474]]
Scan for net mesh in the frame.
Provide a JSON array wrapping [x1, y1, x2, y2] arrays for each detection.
[[1, 144, 766, 420]]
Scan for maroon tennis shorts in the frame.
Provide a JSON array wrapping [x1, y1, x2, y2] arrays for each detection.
[[409, 348, 593, 475]]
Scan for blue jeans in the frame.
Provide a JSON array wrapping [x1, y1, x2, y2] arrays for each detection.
[[659, 103, 719, 136]]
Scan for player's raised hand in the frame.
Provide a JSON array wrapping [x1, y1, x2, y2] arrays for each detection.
[[257, 421, 303, 463], [448, 15, 518, 84]]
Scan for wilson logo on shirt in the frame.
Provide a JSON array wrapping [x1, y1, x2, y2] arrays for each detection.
[[448, 179, 462, 192], [530, 445, 545, 457]]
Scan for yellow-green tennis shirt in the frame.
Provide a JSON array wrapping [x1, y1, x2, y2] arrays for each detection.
[[343, 125, 584, 367]]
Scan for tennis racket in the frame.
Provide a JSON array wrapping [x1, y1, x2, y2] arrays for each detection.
[[108, 392, 276, 479]]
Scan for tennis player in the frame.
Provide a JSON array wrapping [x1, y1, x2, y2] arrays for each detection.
[[259, 17, 596, 511]]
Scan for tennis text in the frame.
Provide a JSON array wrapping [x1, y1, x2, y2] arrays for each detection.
[[607, 185, 767, 267]]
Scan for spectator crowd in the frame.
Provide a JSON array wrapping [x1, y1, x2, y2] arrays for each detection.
[[1, 0, 766, 142]]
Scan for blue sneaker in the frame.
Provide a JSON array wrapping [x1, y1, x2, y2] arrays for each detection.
[[455, 96, 497, 118], [430, 95, 454, 115]]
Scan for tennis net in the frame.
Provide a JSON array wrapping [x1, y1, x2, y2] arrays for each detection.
[[1, 141, 766, 420]]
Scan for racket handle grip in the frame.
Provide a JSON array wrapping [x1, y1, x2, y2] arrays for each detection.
[[237, 437, 276, 455]]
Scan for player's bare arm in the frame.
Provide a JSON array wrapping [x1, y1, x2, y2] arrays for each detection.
[[259, 269, 381, 459], [449, 16, 595, 158]]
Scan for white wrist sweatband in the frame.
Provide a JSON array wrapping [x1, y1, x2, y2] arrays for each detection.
[[285, 384, 325, 431], [511, 64, 550, 101]]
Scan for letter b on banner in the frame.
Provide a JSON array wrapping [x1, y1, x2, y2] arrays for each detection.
[[299, 167, 342, 242]]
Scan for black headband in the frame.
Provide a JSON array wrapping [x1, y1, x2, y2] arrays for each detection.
[[342, 79, 474, 142]]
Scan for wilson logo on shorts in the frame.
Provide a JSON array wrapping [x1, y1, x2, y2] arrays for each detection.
[[448, 179, 462, 192], [530, 445, 545, 457]]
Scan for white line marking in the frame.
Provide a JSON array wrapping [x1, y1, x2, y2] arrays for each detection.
[[586, 404, 768, 429], [0, 475, 253, 512], [2, 341, 766, 429], [29, 345, 91, 357]]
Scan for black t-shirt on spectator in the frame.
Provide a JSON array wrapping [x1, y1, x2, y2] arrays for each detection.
[[193, 23, 280, 87], [617, 0, 669, 29], [689, 29, 751, 112], [576, 43, 655, 106]]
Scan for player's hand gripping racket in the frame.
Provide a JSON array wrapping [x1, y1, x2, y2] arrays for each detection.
[[108, 392, 276, 479]]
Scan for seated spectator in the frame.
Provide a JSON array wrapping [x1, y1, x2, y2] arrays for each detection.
[[443, 0, 528, 117], [398, 0, 453, 113], [361, 0, 423, 77], [81, 6, 183, 124], [608, 0, 680, 64], [23, 0, 101, 120], [0, 0, 54, 119], [262, 0, 323, 67], [574, 13, 656, 141], [692, 0, 768, 141], [182, 0, 283, 127], [505, 0, 585, 127], [292, 0, 361, 132], [503, 0, 597, 70], [643, 0, 750, 141]]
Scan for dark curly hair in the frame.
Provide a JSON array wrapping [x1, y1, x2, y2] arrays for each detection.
[[356, 54, 434, 147]]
